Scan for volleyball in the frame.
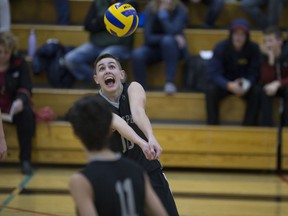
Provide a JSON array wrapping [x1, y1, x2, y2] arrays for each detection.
[[104, 3, 139, 37]]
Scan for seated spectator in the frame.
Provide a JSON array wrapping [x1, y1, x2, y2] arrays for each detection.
[[0, 0, 10, 32], [182, 0, 225, 28], [240, 0, 288, 29], [63, 0, 137, 83], [0, 32, 35, 174], [131, 0, 189, 94], [205, 18, 261, 125], [257, 26, 288, 126]]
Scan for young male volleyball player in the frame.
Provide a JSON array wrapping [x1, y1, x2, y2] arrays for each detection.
[[93, 53, 179, 216], [67, 95, 167, 216]]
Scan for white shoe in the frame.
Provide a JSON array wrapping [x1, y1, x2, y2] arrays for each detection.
[[164, 82, 177, 94]]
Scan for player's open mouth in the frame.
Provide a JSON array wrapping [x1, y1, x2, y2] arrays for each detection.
[[104, 76, 115, 86]]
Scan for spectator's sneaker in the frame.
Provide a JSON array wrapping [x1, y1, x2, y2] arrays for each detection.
[[164, 82, 177, 94], [21, 161, 33, 175]]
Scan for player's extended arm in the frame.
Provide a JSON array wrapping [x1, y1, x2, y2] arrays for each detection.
[[69, 173, 98, 216], [127, 82, 162, 159], [0, 110, 7, 160], [112, 113, 154, 160], [144, 173, 168, 216]]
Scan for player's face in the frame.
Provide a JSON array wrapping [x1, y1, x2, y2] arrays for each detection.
[[264, 33, 282, 54], [94, 58, 125, 92], [232, 29, 247, 51]]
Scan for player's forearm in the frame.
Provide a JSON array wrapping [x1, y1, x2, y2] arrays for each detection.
[[112, 113, 147, 148], [132, 111, 154, 141]]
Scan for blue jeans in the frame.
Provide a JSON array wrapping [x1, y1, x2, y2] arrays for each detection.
[[202, 0, 225, 27], [54, 0, 70, 25], [64, 42, 131, 82], [240, 0, 284, 28], [131, 35, 188, 90]]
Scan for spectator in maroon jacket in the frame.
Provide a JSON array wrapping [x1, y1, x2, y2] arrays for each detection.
[[0, 32, 35, 174], [257, 26, 288, 126]]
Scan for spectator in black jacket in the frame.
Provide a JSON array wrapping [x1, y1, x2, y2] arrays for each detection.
[[63, 0, 137, 83], [0, 32, 35, 174], [205, 18, 261, 125]]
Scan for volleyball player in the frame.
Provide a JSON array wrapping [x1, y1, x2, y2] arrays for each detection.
[[67, 95, 167, 216], [93, 53, 179, 215]]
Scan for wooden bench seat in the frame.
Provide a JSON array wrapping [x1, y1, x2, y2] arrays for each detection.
[[12, 25, 263, 89], [31, 88, 248, 123], [11, 25, 263, 55], [3, 121, 285, 170], [31, 88, 281, 123], [10, 0, 288, 28], [187, 1, 288, 29], [283, 128, 288, 171], [2, 87, 287, 170], [10, 0, 147, 25]]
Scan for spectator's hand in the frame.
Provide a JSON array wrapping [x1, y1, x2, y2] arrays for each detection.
[[0, 138, 7, 160], [264, 81, 281, 96], [175, 35, 186, 49], [227, 81, 245, 96], [11, 99, 23, 115], [159, 0, 172, 10], [260, 44, 275, 66], [148, 136, 163, 160]]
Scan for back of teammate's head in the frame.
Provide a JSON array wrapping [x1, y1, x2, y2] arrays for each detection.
[[67, 95, 112, 151]]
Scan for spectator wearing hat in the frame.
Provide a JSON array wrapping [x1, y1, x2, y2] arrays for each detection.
[[205, 18, 261, 125]]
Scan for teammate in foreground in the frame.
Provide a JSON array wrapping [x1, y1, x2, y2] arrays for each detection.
[[67, 95, 168, 216]]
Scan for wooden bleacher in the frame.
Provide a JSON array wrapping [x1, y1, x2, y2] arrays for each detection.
[[2, 88, 287, 171], [11, 25, 264, 89], [10, 0, 288, 28], [4, 121, 285, 170], [2, 0, 288, 172], [31, 89, 250, 123]]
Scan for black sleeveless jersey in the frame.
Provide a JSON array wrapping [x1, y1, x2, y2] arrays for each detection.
[[96, 83, 162, 173], [80, 156, 145, 216]]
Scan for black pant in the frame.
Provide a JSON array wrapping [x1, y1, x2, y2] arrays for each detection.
[[149, 169, 179, 216], [13, 105, 35, 163], [259, 87, 288, 126], [205, 84, 259, 125]]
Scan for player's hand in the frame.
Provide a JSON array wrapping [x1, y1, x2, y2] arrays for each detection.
[[140, 142, 155, 160], [0, 138, 7, 160], [148, 136, 163, 160]]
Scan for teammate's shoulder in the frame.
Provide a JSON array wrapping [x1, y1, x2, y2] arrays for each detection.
[[128, 81, 145, 91]]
